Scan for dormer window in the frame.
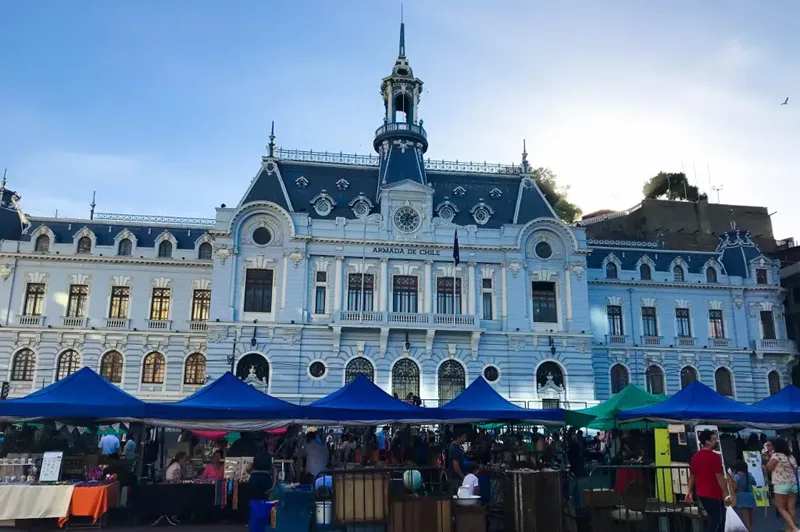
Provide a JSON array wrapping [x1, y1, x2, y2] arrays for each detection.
[[639, 264, 652, 280], [77, 236, 92, 255], [310, 191, 336, 217], [198, 242, 213, 260], [756, 268, 768, 285], [470, 199, 494, 226], [605, 262, 618, 279], [158, 240, 173, 258], [349, 193, 373, 219], [673, 265, 685, 282], [34, 234, 50, 252], [706, 267, 718, 283], [435, 198, 459, 224], [118, 238, 132, 257]]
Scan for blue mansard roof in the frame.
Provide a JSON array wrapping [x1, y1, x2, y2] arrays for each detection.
[[0, 188, 25, 241], [239, 149, 558, 228], [586, 229, 769, 277], [21, 217, 212, 250]]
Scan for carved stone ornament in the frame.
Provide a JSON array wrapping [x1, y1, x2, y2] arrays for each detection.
[[506, 260, 524, 278], [0, 263, 13, 281], [285, 248, 306, 268], [509, 336, 525, 351], [568, 263, 585, 280], [215, 245, 231, 265], [734, 295, 744, 308]]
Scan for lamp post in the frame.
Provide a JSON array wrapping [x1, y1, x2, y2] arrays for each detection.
[[227, 331, 237, 374]]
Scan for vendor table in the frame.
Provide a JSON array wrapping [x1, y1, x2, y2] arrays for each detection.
[[0, 484, 75, 521], [136, 482, 252, 523], [58, 482, 120, 527]]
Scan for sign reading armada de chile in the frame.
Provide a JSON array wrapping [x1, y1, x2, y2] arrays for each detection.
[[371, 246, 442, 256]]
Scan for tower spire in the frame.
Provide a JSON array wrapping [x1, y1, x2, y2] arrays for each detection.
[[0, 169, 6, 207], [267, 121, 276, 158], [89, 190, 96, 220], [521, 139, 530, 173], [399, 6, 405, 58]]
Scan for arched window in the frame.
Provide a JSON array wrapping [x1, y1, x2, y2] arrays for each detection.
[[706, 267, 718, 283], [673, 265, 685, 282], [768, 370, 782, 396], [158, 240, 173, 258], [142, 352, 166, 384], [77, 236, 92, 254], [198, 242, 213, 260], [639, 264, 652, 281], [610, 364, 629, 394], [184, 353, 206, 385], [56, 350, 81, 381], [118, 238, 132, 257], [391, 358, 420, 400], [100, 351, 124, 383], [438, 360, 466, 403], [680, 366, 698, 389], [345, 357, 374, 384], [605, 262, 618, 279], [536, 361, 564, 388], [35, 234, 50, 252], [646, 365, 665, 395], [236, 353, 270, 382], [11, 349, 36, 381], [715, 367, 734, 397]]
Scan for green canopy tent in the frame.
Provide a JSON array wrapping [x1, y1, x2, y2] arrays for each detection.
[[578, 384, 667, 430]]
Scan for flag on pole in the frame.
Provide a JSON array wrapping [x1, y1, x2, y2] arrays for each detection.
[[453, 229, 460, 266]]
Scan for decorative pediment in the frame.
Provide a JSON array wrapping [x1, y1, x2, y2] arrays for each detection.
[[489, 187, 502, 199], [336, 178, 350, 191], [674, 298, 690, 308], [193, 278, 212, 290], [708, 300, 723, 310], [26, 272, 47, 283], [537, 373, 565, 398], [248, 254, 275, 269], [641, 297, 657, 307], [606, 296, 622, 306], [114, 228, 136, 244], [69, 273, 90, 285], [112, 276, 131, 286], [391, 262, 420, 276], [453, 186, 466, 197], [152, 277, 172, 289], [530, 268, 554, 282], [295, 176, 308, 188]]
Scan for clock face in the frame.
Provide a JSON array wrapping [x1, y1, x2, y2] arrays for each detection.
[[393, 206, 421, 233]]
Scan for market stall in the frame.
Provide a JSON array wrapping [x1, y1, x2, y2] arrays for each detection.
[[752, 384, 800, 422], [577, 384, 666, 430]]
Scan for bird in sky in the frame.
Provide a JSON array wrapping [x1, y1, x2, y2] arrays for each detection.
[[781, 97, 789, 105]]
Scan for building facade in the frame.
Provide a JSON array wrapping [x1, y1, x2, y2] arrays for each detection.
[[0, 26, 795, 405]]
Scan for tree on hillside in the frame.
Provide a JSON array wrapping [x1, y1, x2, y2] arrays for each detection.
[[532, 167, 582, 223], [642, 172, 708, 202]]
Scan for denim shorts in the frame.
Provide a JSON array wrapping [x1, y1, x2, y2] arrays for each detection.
[[774, 484, 798, 495]]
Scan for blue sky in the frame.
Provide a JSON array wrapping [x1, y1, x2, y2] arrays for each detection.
[[1, 1, 798, 238]]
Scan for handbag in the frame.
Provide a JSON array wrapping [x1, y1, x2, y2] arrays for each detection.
[[724, 506, 747, 532]]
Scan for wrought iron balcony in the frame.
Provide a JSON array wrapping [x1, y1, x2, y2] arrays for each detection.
[[373, 122, 428, 151], [61, 316, 88, 328], [674, 336, 696, 347], [708, 337, 730, 348], [753, 338, 796, 351], [17, 315, 44, 326], [640, 335, 663, 346], [606, 334, 628, 345], [334, 311, 477, 329], [105, 318, 130, 329]]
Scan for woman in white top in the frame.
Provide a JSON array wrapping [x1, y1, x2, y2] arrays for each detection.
[[165, 452, 189, 483], [460, 462, 480, 496]]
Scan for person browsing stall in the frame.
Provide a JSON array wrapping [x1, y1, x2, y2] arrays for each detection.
[[448, 432, 468, 493], [461, 462, 480, 496], [99, 433, 121, 455], [765, 438, 799, 532], [166, 452, 190, 482], [685, 430, 730, 532], [200, 450, 225, 481], [123, 435, 136, 461], [302, 428, 329, 482], [248, 440, 276, 500]]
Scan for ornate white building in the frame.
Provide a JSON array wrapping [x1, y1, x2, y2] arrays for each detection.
[[0, 24, 794, 405]]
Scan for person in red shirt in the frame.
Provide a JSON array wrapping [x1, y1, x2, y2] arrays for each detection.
[[686, 430, 732, 532]]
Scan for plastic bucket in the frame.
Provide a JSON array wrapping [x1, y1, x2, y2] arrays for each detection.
[[315, 500, 332, 525], [249, 500, 279, 532]]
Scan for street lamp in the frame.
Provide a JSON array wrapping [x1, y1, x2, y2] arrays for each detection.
[[227, 332, 237, 374]]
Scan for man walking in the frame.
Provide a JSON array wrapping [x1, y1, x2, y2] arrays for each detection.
[[686, 430, 731, 532]]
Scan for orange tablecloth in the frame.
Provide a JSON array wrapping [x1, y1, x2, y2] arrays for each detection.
[[58, 482, 119, 527]]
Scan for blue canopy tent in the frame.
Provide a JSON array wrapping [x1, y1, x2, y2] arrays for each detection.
[[619, 381, 791, 428], [306, 375, 441, 425], [0, 367, 146, 421], [438, 377, 594, 426], [145, 372, 306, 430], [753, 385, 800, 424]]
